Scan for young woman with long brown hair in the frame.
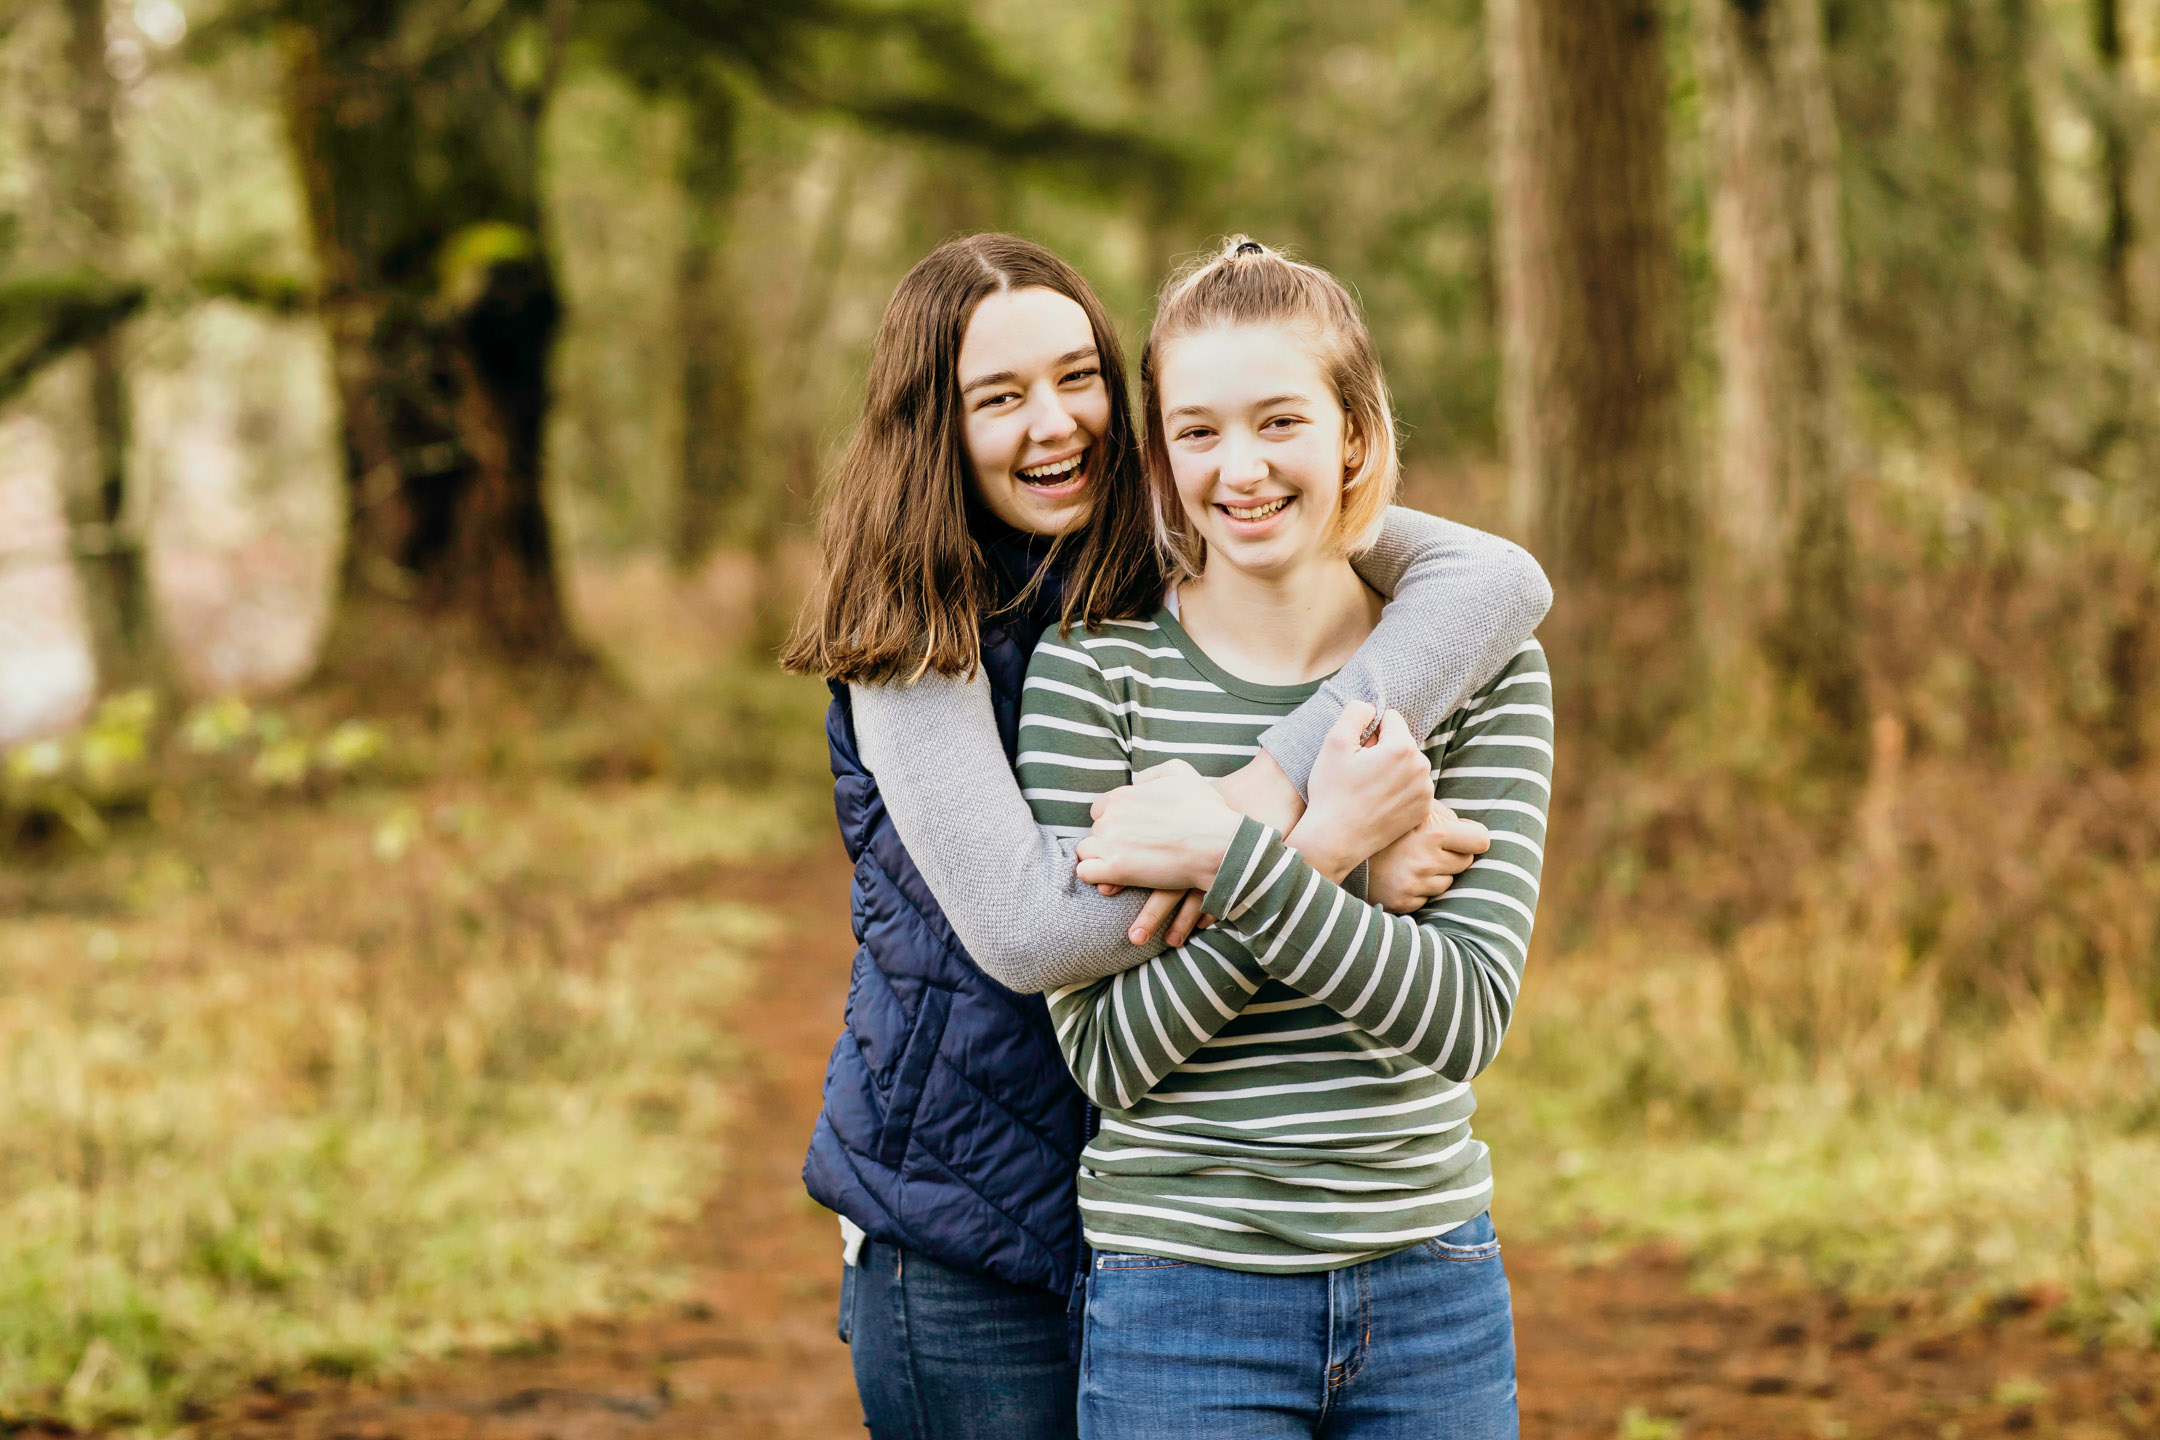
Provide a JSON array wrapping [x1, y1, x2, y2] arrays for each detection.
[[781, 233, 1548, 1440]]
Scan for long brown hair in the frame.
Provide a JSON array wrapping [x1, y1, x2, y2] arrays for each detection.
[[781, 234, 1161, 683]]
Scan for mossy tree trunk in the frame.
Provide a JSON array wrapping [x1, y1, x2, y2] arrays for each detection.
[[279, 2, 580, 673]]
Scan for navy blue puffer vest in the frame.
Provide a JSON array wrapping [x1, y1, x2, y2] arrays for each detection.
[[801, 534, 1088, 1294]]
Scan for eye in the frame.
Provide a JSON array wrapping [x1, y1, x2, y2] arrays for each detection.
[[975, 391, 1019, 411], [1175, 424, 1215, 443], [1061, 366, 1101, 386], [1262, 415, 1305, 433]]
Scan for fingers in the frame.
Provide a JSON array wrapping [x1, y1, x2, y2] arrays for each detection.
[[1165, 889, 1208, 947], [1133, 759, 1202, 785], [1434, 814, 1491, 857], [1090, 784, 1135, 821], [1328, 702, 1377, 751], [1075, 837, 1110, 887], [1130, 887, 1183, 946], [1378, 870, 1454, 914], [1377, 709, 1417, 751]]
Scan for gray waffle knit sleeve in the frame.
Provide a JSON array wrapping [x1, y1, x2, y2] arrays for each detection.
[[1259, 506, 1552, 795], [850, 672, 1165, 994]]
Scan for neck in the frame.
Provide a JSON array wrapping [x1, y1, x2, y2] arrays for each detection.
[[1177, 548, 1380, 686]]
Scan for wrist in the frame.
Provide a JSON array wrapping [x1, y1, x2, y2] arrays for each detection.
[[1283, 814, 1361, 884], [1215, 753, 1307, 836], [1181, 806, 1242, 889]]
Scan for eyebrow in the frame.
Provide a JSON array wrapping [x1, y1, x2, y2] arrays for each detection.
[[1166, 392, 1315, 420], [959, 346, 1099, 394]]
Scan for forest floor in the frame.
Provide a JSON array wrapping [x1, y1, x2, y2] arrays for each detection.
[[195, 837, 2160, 1440]]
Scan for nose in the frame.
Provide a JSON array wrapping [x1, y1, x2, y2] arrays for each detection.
[[1217, 432, 1269, 490], [1024, 384, 1079, 446]]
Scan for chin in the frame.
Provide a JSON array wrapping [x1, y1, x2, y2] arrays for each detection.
[[1206, 532, 1305, 573], [1021, 498, 1091, 537]]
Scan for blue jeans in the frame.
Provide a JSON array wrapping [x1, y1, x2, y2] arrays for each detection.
[[1079, 1212, 1517, 1440], [840, 1238, 1080, 1440]]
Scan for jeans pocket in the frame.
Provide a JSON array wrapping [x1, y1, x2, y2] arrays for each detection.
[[837, 1258, 857, 1344], [1421, 1210, 1502, 1262]]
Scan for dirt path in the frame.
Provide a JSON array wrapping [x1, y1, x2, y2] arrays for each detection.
[[219, 838, 2155, 1440]]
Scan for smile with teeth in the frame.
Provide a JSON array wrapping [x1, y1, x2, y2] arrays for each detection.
[[1220, 496, 1292, 522], [1018, 450, 1087, 484]]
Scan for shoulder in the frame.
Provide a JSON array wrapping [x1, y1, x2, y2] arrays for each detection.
[[1464, 639, 1552, 730], [1470, 638, 1549, 704]]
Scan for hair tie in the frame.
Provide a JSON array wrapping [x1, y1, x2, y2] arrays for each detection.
[[1233, 240, 1264, 258]]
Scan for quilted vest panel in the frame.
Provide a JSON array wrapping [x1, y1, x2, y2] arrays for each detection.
[[801, 605, 1089, 1294]]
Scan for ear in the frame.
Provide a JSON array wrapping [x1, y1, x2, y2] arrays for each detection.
[[1342, 413, 1367, 482]]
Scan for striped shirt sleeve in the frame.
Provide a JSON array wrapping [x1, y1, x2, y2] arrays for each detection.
[[1199, 641, 1553, 1081], [1018, 631, 1271, 1110]]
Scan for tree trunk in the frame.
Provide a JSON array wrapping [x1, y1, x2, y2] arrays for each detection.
[[1124, 3, 1182, 289], [744, 149, 861, 649], [279, 7, 578, 675], [1699, 0, 1865, 770], [1937, 0, 1982, 150], [1488, 0, 1695, 751], [62, 0, 165, 695], [2093, 0, 2133, 330], [673, 96, 757, 573], [2000, 0, 2048, 274]]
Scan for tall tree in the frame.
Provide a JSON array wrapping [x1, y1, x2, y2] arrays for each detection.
[[1488, 0, 1695, 750], [277, 0, 579, 669], [669, 88, 755, 572], [2092, 0, 2133, 329], [2001, 0, 2048, 276], [264, 0, 1174, 672], [1700, 0, 1864, 769], [62, 0, 166, 693]]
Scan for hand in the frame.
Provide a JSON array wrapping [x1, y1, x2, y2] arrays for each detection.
[[1367, 799, 1490, 913], [1289, 703, 1432, 880], [1127, 887, 1214, 948], [1211, 750, 1305, 835], [1076, 759, 1243, 895]]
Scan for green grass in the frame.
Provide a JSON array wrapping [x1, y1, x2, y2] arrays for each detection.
[[1483, 950, 2160, 1341], [9, 650, 2160, 1431], [0, 757, 822, 1431]]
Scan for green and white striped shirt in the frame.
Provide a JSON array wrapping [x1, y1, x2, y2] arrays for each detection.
[[1018, 607, 1552, 1272]]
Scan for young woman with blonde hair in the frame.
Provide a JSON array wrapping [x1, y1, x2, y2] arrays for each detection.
[[783, 233, 1547, 1440], [1020, 238, 1549, 1438]]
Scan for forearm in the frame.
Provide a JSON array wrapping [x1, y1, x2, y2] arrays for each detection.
[[1199, 821, 1523, 1080], [1047, 936, 1268, 1110], [850, 676, 1165, 992], [1260, 507, 1551, 795], [1206, 642, 1553, 1077]]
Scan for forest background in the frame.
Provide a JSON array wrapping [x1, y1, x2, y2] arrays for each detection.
[[5, 0, 2160, 1430]]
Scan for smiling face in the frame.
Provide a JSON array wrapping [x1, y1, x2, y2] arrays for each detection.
[[1156, 323, 1358, 579], [957, 287, 1112, 537]]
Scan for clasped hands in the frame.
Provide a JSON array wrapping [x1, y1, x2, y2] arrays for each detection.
[[1075, 702, 1491, 948]]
